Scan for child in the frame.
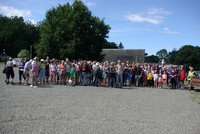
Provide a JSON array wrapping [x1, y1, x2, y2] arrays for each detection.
[[158, 75, 162, 88], [153, 70, 158, 88], [162, 71, 167, 89], [70, 64, 76, 86], [147, 68, 153, 88]]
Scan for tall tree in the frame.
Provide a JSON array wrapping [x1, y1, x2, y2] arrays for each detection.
[[35, 0, 110, 61], [175, 45, 200, 70], [156, 49, 168, 63], [168, 48, 178, 64], [0, 15, 40, 58], [118, 42, 124, 49], [103, 40, 118, 49], [145, 55, 159, 63]]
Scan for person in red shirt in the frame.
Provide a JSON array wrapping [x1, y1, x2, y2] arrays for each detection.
[[179, 66, 186, 89]]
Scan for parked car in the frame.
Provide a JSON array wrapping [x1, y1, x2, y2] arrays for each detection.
[[12, 58, 21, 67]]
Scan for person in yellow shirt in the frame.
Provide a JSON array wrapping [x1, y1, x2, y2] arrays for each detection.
[[147, 68, 153, 88], [187, 67, 195, 90]]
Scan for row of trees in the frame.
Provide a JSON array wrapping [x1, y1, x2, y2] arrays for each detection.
[[0, 0, 124, 61], [145, 45, 200, 70]]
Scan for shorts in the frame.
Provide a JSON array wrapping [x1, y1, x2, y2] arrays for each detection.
[[6, 67, 15, 79], [124, 72, 131, 79], [135, 75, 140, 79], [60, 72, 66, 77], [102, 72, 108, 78]]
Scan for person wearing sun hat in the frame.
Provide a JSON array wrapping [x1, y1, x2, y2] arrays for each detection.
[[5, 57, 15, 85], [39, 59, 46, 84]]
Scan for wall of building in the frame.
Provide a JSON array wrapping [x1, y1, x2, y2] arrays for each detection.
[[102, 49, 145, 63]]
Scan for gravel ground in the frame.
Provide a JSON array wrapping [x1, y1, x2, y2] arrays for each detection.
[[0, 65, 200, 134]]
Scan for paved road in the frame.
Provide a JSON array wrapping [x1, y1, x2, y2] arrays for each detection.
[[0, 65, 200, 134]]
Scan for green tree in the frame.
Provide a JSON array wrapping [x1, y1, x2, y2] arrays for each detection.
[[175, 45, 200, 70], [156, 49, 168, 62], [118, 42, 124, 49], [17, 49, 30, 58], [145, 55, 159, 63], [168, 48, 178, 64], [35, 0, 110, 61], [103, 40, 118, 49], [0, 15, 40, 58]]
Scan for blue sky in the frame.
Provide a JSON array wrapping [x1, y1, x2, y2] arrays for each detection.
[[0, 0, 199, 55]]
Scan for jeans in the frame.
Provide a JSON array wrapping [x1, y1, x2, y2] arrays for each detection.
[[109, 76, 115, 87], [116, 74, 123, 87], [82, 72, 87, 86], [93, 73, 99, 86]]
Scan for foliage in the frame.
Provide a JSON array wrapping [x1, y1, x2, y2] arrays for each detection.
[[35, 0, 110, 61], [168, 48, 178, 64], [175, 45, 200, 70], [17, 49, 30, 58], [145, 54, 159, 63], [147, 45, 200, 70], [156, 49, 168, 62], [0, 15, 40, 58], [118, 42, 124, 49], [103, 40, 118, 49]]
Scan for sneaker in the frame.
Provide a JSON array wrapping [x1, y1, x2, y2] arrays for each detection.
[[33, 86, 38, 88], [30, 85, 33, 88], [11, 82, 15, 85], [18, 82, 21, 84], [6, 81, 9, 85]]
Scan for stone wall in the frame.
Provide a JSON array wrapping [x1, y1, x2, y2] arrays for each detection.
[[102, 49, 145, 63]]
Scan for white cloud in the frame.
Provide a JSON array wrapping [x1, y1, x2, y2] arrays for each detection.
[[124, 8, 171, 25], [147, 8, 171, 15], [86, 2, 96, 7], [124, 13, 163, 24], [161, 27, 179, 34], [0, 6, 31, 17]]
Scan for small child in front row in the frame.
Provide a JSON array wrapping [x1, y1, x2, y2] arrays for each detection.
[[147, 69, 153, 88], [153, 70, 158, 88], [70, 64, 76, 86], [158, 75, 162, 88], [162, 71, 167, 89]]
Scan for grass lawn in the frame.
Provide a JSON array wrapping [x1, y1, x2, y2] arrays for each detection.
[[0, 62, 4, 65]]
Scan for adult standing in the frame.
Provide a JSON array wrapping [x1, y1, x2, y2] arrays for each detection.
[[81, 60, 89, 86], [18, 58, 25, 84], [24, 59, 32, 86], [5, 57, 15, 85], [108, 62, 116, 88], [92, 62, 100, 87], [187, 67, 195, 90], [39, 59, 46, 84], [170, 67, 178, 89], [115, 60, 124, 88], [179, 66, 186, 89], [102, 62, 109, 87], [65, 58, 71, 84], [30, 61, 40, 88]]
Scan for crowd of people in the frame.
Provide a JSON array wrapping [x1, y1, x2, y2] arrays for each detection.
[[3, 57, 196, 89]]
